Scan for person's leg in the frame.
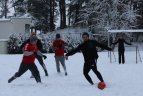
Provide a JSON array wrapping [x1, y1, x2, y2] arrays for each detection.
[[55, 56, 60, 73], [29, 63, 41, 83], [91, 60, 104, 82], [118, 52, 121, 64], [83, 63, 93, 85], [122, 51, 125, 64], [36, 55, 48, 76], [59, 56, 67, 75], [8, 62, 28, 83]]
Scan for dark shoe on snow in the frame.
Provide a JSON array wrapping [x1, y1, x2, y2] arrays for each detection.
[[65, 72, 68, 76], [8, 76, 16, 83]]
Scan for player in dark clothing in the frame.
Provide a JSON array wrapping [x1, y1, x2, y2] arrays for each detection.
[[20, 32, 48, 76], [65, 32, 112, 86], [112, 37, 132, 64]]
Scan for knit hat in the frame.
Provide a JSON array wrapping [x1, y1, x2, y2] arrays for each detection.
[[30, 36, 38, 42], [56, 34, 61, 38]]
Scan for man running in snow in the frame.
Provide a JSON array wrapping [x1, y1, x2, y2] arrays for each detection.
[[20, 32, 48, 77], [65, 32, 112, 86], [8, 36, 42, 83], [52, 33, 68, 76]]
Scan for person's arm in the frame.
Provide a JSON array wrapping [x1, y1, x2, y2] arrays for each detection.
[[23, 43, 34, 56], [124, 39, 132, 45], [20, 39, 30, 51], [65, 44, 82, 56], [23, 51, 34, 56], [95, 41, 112, 51], [112, 39, 119, 45], [37, 39, 43, 52], [37, 50, 43, 56], [52, 41, 58, 51], [35, 50, 47, 59]]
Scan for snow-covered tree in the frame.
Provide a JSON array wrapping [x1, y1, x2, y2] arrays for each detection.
[[7, 32, 29, 54], [68, 0, 138, 30], [0, 0, 12, 18]]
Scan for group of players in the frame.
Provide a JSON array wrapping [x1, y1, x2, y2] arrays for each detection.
[[8, 32, 132, 90]]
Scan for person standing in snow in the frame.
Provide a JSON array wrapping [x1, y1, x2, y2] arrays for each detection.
[[112, 36, 132, 64], [20, 32, 48, 77], [8, 36, 42, 83], [65, 32, 112, 86], [52, 33, 68, 76]]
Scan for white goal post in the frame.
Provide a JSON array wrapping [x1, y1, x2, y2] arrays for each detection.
[[107, 29, 143, 63], [109, 46, 142, 63]]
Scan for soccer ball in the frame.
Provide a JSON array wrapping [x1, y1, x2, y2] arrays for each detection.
[[97, 82, 106, 90]]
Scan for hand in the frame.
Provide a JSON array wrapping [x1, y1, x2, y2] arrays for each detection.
[[43, 55, 47, 59], [34, 52, 37, 55], [65, 56, 68, 60]]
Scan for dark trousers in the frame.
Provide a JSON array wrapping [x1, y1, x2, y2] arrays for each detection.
[[36, 55, 48, 75], [83, 59, 104, 85], [118, 51, 125, 64], [10, 62, 41, 83]]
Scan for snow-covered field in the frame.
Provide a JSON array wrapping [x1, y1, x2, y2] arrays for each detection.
[[0, 51, 143, 96]]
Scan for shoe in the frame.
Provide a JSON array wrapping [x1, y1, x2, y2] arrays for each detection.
[[36, 77, 41, 83], [65, 72, 68, 76], [8, 76, 16, 83], [45, 71, 48, 76], [45, 73, 48, 76]]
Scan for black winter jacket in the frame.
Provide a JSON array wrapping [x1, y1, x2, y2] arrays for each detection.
[[66, 40, 112, 63], [112, 38, 131, 52]]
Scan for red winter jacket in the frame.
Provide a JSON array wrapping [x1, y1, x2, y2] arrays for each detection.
[[22, 43, 38, 64], [52, 39, 65, 56]]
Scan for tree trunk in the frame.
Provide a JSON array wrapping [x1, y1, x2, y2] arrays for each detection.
[[4, 0, 8, 18], [59, 0, 66, 29]]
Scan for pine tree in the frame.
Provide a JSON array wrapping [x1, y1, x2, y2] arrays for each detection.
[[13, 0, 57, 33], [68, 0, 138, 29]]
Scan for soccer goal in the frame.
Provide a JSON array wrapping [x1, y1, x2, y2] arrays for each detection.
[[109, 45, 142, 63], [107, 29, 143, 64]]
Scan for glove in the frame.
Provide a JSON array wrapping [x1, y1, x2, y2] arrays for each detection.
[[34, 52, 37, 55], [43, 55, 47, 59]]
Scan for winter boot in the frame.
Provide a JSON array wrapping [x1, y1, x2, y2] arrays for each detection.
[[65, 72, 68, 76], [8, 76, 16, 83], [45, 70, 48, 76], [36, 77, 41, 83]]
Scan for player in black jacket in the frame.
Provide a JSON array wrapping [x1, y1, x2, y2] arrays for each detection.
[[112, 37, 132, 64], [65, 32, 112, 85], [20, 32, 48, 76]]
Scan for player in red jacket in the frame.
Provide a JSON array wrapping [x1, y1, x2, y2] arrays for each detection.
[[8, 36, 43, 83], [52, 34, 67, 76]]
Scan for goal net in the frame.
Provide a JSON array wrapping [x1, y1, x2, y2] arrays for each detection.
[[109, 45, 142, 64]]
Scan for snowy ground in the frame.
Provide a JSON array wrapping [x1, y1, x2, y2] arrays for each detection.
[[0, 50, 143, 96]]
